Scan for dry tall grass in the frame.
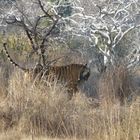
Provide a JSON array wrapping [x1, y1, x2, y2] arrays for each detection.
[[0, 64, 139, 140], [98, 64, 134, 106]]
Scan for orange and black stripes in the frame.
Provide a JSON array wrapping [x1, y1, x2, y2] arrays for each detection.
[[3, 43, 90, 95]]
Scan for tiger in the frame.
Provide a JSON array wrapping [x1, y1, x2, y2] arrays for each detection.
[[3, 43, 90, 98]]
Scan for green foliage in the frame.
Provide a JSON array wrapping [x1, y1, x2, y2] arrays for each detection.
[[0, 34, 31, 62], [6, 35, 30, 52]]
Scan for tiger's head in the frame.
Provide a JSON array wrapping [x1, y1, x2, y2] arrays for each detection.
[[78, 64, 90, 83]]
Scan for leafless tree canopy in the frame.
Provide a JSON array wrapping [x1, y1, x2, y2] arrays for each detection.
[[1, 0, 140, 72]]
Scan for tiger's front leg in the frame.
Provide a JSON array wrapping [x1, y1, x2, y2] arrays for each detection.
[[67, 84, 78, 100]]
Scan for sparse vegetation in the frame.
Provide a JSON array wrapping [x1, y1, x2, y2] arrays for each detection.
[[0, 0, 140, 139], [0, 60, 139, 140]]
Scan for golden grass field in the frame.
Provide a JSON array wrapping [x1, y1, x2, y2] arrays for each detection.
[[0, 63, 140, 140], [0, 35, 140, 140]]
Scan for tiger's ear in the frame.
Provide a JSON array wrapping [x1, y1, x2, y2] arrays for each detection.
[[83, 63, 89, 69]]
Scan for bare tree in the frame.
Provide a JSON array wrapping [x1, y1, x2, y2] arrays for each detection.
[[61, 0, 140, 72], [3, 0, 71, 66], [2, 0, 140, 72]]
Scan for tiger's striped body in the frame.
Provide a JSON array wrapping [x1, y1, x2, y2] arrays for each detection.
[[3, 43, 90, 97], [41, 64, 90, 93]]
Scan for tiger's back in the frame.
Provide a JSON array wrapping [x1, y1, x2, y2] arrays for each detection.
[[45, 64, 88, 81]]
